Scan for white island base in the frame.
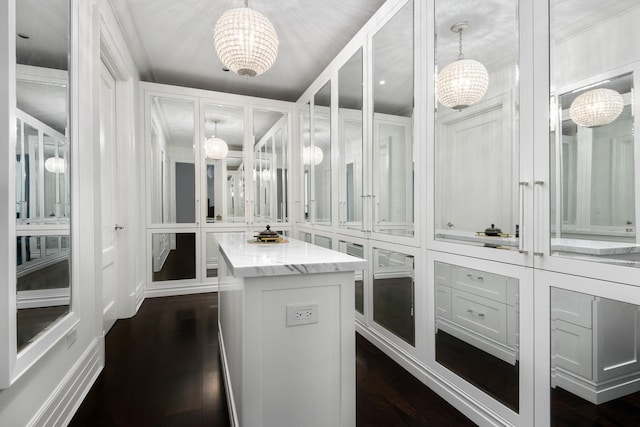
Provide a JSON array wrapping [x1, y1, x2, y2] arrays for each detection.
[[216, 233, 366, 427]]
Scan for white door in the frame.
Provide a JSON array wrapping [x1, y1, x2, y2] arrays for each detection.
[[100, 61, 118, 334]]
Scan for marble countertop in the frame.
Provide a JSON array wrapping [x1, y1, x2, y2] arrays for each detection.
[[216, 232, 367, 278], [551, 238, 640, 255]]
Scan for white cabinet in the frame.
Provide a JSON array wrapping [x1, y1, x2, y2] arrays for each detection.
[[551, 288, 640, 404], [436, 263, 519, 365]]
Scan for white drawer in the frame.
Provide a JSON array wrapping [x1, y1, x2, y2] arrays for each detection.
[[552, 319, 593, 380], [452, 266, 508, 304], [551, 288, 594, 329], [451, 289, 507, 344], [435, 262, 451, 286], [436, 284, 452, 321]]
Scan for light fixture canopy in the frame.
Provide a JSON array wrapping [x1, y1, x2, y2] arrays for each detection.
[[45, 157, 65, 173], [205, 120, 229, 160], [436, 21, 489, 110], [302, 146, 323, 166], [213, 1, 279, 77], [569, 88, 624, 128]]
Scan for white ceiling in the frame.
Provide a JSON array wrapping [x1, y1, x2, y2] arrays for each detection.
[[109, 0, 388, 102]]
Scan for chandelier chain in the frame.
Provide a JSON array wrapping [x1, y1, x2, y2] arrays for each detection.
[[458, 30, 464, 60]]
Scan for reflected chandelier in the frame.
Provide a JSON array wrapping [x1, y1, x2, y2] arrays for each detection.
[[436, 21, 489, 110], [569, 88, 624, 128], [302, 146, 323, 166], [205, 121, 229, 160], [45, 157, 65, 173], [213, 0, 279, 77]]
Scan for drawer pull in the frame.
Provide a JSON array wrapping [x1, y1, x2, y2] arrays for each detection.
[[466, 273, 484, 281], [467, 308, 485, 318]]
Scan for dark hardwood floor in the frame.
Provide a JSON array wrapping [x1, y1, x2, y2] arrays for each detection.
[[69, 293, 476, 427]]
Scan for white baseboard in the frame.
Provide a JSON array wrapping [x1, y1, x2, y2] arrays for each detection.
[[144, 283, 218, 299], [17, 288, 70, 309], [28, 337, 104, 427], [355, 321, 508, 427]]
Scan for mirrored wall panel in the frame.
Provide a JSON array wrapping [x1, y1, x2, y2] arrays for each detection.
[[549, 0, 640, 266], [434, 0, 520, 250], [372, 1, 414, 237], [338, 48, 364, 231], [299, 102, 311, 223], [151, 232, 196, 281], [203, 103, 244, 223], [16, 0, 70, 351], [372, 247, 414, 345], [550, 288, 640, 424], [149, 96, 196, 224], [338, 240, 365, 316], [314, 82, 332, 225], [253, 109, 288, 223], [435, 262, 519, 412], [205, 232, 219, 278]]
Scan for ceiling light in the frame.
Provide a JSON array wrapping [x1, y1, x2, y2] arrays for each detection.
[[213, 0, 279, 78], [436, 21, 489, 110], [205, 120, 229, 160], [569, 88, 624, 128], [44, 157, 65, 173], [379, 80, 386, 85], [302, 146, 323, 166]]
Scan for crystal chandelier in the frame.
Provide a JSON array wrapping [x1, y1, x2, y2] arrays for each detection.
[[569, 88, 624, 128], [436, 21, 489, 110], [302, 146, 323, 166], [44, 157, 65, 173], [213, 0, 279, 77], [205, 121, 229, 160]]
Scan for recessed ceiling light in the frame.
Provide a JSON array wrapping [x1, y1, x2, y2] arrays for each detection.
[[379, 80, 386, 85], [17, 33, 29, 39]]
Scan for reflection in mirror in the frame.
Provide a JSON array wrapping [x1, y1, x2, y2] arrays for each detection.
[[435, 262, 519, 412], [203, 103, 244, 223], [150, 96, 195, 224], [372, 1, 414, 237], [314, 234, 332, 249], [373, 248, 414, 345], [549, 0, 639, 266], [550, 287, 640, 424], [434, 0, 520, 249], [151, 232, 196, 281], [205, 233, 218, 278], [299, 102, 311, 222], [253, 109, 288, 223], [314, 82, 331, 225], [16, 0, 70, 351], [338, 48, 364, 231], [338, 240, 365, 315], [298, 231, 312, 243]]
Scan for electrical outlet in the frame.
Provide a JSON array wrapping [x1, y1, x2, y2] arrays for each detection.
[[286, 303, 318, 327]]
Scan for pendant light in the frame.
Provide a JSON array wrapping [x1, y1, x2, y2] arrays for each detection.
[[205, 120, 229, 160], [213, 0, 279, 77], [569, 88, 624, 128], [436, 21, 489, 110], [302, 146, 323, 166], [44, 157, 65, 173]]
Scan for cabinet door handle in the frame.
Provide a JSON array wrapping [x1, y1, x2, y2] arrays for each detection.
[[467, 308, 485, 318], [466, 273, 483, 281], [518, 181, 529, 254], [534, 180, 544, 256]]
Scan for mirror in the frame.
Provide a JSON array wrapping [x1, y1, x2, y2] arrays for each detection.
[[338, 48, 364, 231], [435, 262, 520, 412], [550, 288, 640, 424], [205, 232, 218, 278], [298, 231, 312, 243], [372, 247, 414, 345], [372, 1, 414, 238], [314, 82, 331, 225], [313, 234, 332, 249], [253, 109, 289, 223], [149, 96, 195, 224], [299, 102, 311, 222], [203, 103, 244, 223], [434, 0, 520, 249], [338, 240, 365, 316], [549, 0, 639, 265], [15, 0, 71, 351], [151, 232, 196, 281]]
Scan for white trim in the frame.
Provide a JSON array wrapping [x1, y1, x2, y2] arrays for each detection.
[[17, 288, 70, 309], [27, 338, 103, 427], [218, 330, 239, 427], [144, 283, 217, 299]]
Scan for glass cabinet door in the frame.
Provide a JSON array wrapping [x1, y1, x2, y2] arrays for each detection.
[[299, 102, 311, 223], [433, 0, 520, 251], [314, 82, 332, 225], [338, 48, 364, 232], [549, 0, 640, 268], [372, 1, 414, 238]]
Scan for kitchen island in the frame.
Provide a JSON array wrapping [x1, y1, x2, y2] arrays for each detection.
[[216, 232, 366, 427]]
